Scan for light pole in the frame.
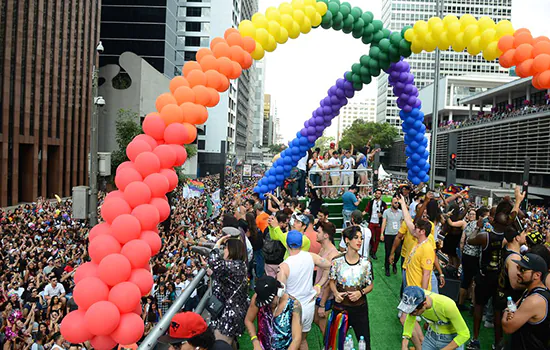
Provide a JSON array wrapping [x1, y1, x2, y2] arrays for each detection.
[[89, 41, 105, 227]]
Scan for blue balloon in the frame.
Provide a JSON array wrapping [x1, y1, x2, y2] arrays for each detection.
[[291, 147, 300, 155], [253, 186, 259, 193], [404, 135, 414, 145], [419, 124, 426, 133], [413, 120, 423, 129], [268, 175, 276, 183], [408, 128, 418, 136], [420, 138, 428, 147], [422, 175, 430, 183], [405, 147, 412, 157], [411, 176, 421, 185], [299, 137, 308, 145], [405, 117, 415, 126], [276, 174, 284, 181], [417, 146, 426, 154], [300, 128, 308, 137], [299, 145, 309, 152], [402, 124, 410, 133], [292, 139, 300, 147], [268, 183, 276, 191], [406, 158, 414, 168], [409, 141, 419, 150], [292, 154, 301, 161], [260, 185, 268, 193], [275, 166, 284, 174], [417, 158, 426, 168], [418, 171, 427, 179], [423, 163, 430, 171], [408, 170, 415, 179], [411, 153, 421, 161], [423, 150, 430, 159], [414, 133, 425, 142], [283, 165, 292, 172], [412, 165, 421, 173]]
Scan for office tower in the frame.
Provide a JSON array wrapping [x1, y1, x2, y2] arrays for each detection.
[[336, 98, 377, 141]]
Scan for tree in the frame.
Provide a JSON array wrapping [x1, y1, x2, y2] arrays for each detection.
[[339, 120, 398, 150], [314, 135, 335, 153], [268, 143, 286, 154]]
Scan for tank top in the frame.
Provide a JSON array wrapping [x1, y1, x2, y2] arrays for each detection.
[[512, 287, 550, 349], [285, 251, 316, 304], [258, 296, 295, 350], [480, 228, 504, 274], [497, 248, 523, 303], [315, 245, 338, 300]]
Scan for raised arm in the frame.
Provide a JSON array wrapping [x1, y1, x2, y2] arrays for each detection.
[[398, 195, 415, 234]]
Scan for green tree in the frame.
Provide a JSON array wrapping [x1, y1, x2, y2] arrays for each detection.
[[268, 143, 286, 154], [314, 135, 335, 153], [339, 120, 398, 150]]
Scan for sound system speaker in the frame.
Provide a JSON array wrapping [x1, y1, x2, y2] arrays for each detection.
[[439, 277, 461, 303]]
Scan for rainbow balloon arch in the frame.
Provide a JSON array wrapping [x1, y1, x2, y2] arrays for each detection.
[[60, 0, 550, 347]]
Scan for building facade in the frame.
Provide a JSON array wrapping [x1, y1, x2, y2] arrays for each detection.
[[0, 0, 101, 206], [252, 60, 266, 150], [262, 94, 274, 147], [377, 0, 512, 129], [336, 98, 376, 141]]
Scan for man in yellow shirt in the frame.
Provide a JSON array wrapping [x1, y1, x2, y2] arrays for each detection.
[[404, 218, 435, 290], [399, 286, 470, 350], [268, 213, 311, 259]]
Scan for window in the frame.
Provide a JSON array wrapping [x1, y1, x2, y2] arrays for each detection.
[[186, 7, 201, 17], [198, 140, 206, 150], [184, 51, 196, 61], [185, 22, 200, 31], [185, 37, 200, 46]]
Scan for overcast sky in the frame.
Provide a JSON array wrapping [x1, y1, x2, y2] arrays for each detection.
[[257, 0, 550, 142]]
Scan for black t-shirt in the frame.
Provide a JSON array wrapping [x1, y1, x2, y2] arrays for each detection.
[[211, 340, 232, 350]]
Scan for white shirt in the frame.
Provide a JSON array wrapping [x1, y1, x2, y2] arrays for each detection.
[[328, 157, 341, 176], [43, 283, 65, 297], [342, 157, 355, 176], [370, 200, 382, 224], [51, 344, 65, 350], [182, 280, 197, 298], [409, 201, 419, 219], [284, 251, 316, 304], [339, 224, 372, 258], [308, 159, 319, 173], [174, 282, 186, 297], [297, 155, 308, 171]]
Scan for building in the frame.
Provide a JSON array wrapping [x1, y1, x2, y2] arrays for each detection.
[[377, 0, 512, 129], [252, 61, 266, 151], [336, 98, 377, 141], [0, 0, 101, 206], [100, 0, 181, 78], [262, 94, 274, 147]]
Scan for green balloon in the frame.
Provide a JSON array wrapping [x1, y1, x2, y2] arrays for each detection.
[[401, 25, 412, 37], [369, 46, 381, 59], [333, 21, 344, 31], [352, 63, 361, 74], [361, 11, 374, 24], [353, 18, 365, 29], [382, 28, 391, 38], [342, 26, 353, 34], [388, 46, 401, 62], [360, 55, 369, 66], [352, 27, 364, 39], [333, 12, 343, 25], [379, 59, 391, 70], [350, 7, 362, 20], [340, 5, 351, 18], [361, 32, 374, 44], [328, 2, 340, 16], [360, 66, 370, 76], [363, 23, 374, 35], [390, 32, 402, 46], [341, 2, 351, 8], [322, 11, 333, 24], [321, 20, 333, 30], [353, 82, 363, 91], [378, 52, 389, 62], [372, 20, 383, 32], [379, 38, 391, 52], [331, 0, 341, 5], [318, 0, 329, 4], [372, 30, 385, 43], [352, 73, 362, 84], [370, 67, 381, 77], [399, 39, 412, 57], [401, 47, 412, 58], [368, 59, 379, 70], [344, 71, 354, 82], [361, 74, 372, 84], [343, 15, 354, 28]]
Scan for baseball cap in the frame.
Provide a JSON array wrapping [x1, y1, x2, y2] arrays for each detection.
[[221, 227, 241, 237], [255, 276, 282, 307], [512, 253, 548, 273], [291, 213, 310, 227], [158, 312, 208, 344], [397, 286, 426, 314], [286, 230, 303, 249]]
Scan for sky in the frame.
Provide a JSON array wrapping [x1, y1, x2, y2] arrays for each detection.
[[257, 0, 550, 143]]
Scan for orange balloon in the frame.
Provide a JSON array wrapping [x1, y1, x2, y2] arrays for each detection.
[[499, 49, 516, 68], [199, 55, 219, 71], [217, 57, 234, 77], [513, 28, 531, 37], [217, 75, 230, 93], [204, 70, 222, 90], [539, 70, 550, 88], [497, 36, 514, 53], [180, 102, 197, 123], [213, 42, 231, 58], [155, 93, 177, 113], [210, 37, 226, 51], [242, 36, 256, 53], [229, 46, 246, 66], [533, 41, 550, 56], [224, 28, 240, 40], [516, 59, 534, 77], [206, 88, 220, 108], [192, 85, 211, 106], [169, 76, 189, 94], [228, 62, 242, 79], [193, 105, 208, 125], [174, 86, 196, 105], [533, 36, 550, 45], [159, 104, 184, 125], [186, 70, 207, 87], [533, 54, 550, 73], [226, 32, 244, 48], [181, 123, 198, 144], [514, 32, 533, 48], [183, 61, 203, 77], [514, 44, 534, 63], [532, 73, 542, 90], [196, 48, 213, 62], [242, 52, 253, 69]]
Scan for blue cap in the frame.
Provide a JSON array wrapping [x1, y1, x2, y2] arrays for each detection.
[[398, 286, 425, 314], [286, 230, 303, 249]]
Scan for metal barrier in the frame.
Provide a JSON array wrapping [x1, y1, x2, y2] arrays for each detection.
[[309, 168, 374, 190]]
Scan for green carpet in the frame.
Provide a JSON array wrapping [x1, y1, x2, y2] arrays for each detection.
[[239, 255, 494, 349]]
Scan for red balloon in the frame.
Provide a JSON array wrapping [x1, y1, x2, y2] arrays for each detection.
[[126, 140, 152, 162], [85, 301, 121, 336], [73, 277, 110, 310], [110, 313, 145, 346], [134, 134, 158, 150], [90, 335, 117, 350], [61, 310, 93, 344], [89, 234, 122, 264], [132, 302, 142, 315], [117, 161, 136, 171], [142, 113, 166, 140], [108, 282, 142, 313], [149, 197, 171, 222], [89, 223, 111, 242], [152, 144, 177, 169], [134, 151, 161, 178], [131, 204, 161, 231], [98, 254, 132, 287], [115, 167, 143, 192], [123, 181, 152, 209], [74, 262, 99, 284], [121, 239, 153, 269], [104, 190, 124, 201], [160, 168, 179, 191], [111, 214, 142, 244], [100, 197, 132, 224], [164, 123, 189, 145], [129, 268, 154, 296], [140, 231, 162, 256], [170, 144, 188, 167], [143, 173, 170, 198]]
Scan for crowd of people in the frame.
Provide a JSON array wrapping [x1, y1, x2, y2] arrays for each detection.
[[1, 150, 550, 350]]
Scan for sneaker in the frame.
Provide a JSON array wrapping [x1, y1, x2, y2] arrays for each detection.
[[393, 265, 398, 274], [371, 253, 377, 260], [484, 320, 494, 328], [466, 339, 480, 350], [385, 269, 390, 277]]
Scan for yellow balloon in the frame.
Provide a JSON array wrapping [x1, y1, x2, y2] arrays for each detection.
[[424, 33, 437, 52], [304, 5, 316, 20], [438, 32, 451, 50], [453, 33, 466, 52], [252, 13, 269, 29], [442, 15, 459, 27], [267, 20, 281, 37], [281, 14, 294, 30], [238, 20, 257, 39], [459, 14, 477, 30], [291, 0, 305, 11], [447, 21, 461, 37], [288, 22, 301, 39], [431, 22, 445, 38], [477, 16, 495, 32], [428, 16, 443, 30], [413, 20, 429, 38], [404, 28, 415, 42], [293, 9, 305, 24], [312, 13, 322, 27], [255, 28, 270, 47], [304, 0, 316, 5], [315, 1, 328, 16], [480, 29, 496, 49], [251, 42, 265, 60], [483, 41, 501, 61], [411, 41, 423, 54], [300, 17, 312, 34], [495, 20, 515, 37], [264, 35, 277, 52], [265, 7, 281, 22], [463, 24, 479, 44], [279, 2, 293, 15], [467, 36, 481, 55], [276, 27, 289, 44]]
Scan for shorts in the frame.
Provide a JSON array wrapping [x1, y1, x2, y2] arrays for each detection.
[[474, 272, 499, 307], [315, 297, 334, 311], [301, 298, 316, 332]]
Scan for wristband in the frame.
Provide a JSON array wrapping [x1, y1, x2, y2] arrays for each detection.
[[250, 336, 258, 342], [402, 336, 411, 340], [314, 284, 322, 289]]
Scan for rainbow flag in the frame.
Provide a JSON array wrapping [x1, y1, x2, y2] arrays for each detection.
[[188, 180, 205, 193]]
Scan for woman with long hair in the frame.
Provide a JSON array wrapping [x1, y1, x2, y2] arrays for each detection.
[[329, 226, 374, 349], [320, 152, 331, 198], [208, 235, 249, 347], [245, 212, 264, 279], [442, 203, 463, 269]]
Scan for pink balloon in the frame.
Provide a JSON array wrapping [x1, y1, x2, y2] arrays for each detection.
[[143, 173, 170, 198], [131, 204, 160, 231], [149, 197, 170, 222], [132, 301, 142, 315], [115, 168, 143, 192], [110, 313, 145, 346], [74, 262, 99, 284], [85, 301, 120, 336], [134, 134, 158, 150], [73, 277, 110, 310], [142, 113, 166, 140], [121, 239, 152, 269], [140, 231, 162, 256], [160, 168, 179, 192], [164, 123, 188, 145], [88, 223, 111, 242], [88, 235, 122, 264], [123, 181, 152, 209], [90, 335, 117, 350], [61, 310, 93, 343], [100, 197, 132, 224], [153, 144, 177, 169], [117, 161, 136, 171], [129, 268, 154, 296], [126, 140, 152, 162], [134, 152, 161, 178], [98, 254, 132, 287], [108, 282, 142, 314], [104, 190, 124, 201], [110, 214, 142, 245], [171, 144, 188, 166]]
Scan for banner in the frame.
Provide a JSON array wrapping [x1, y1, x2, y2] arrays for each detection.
[[188, 180, 205, 193], [182, 185, 202, 199]]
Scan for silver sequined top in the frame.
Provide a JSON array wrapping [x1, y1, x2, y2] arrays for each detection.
[[329, 255, 373, 306]]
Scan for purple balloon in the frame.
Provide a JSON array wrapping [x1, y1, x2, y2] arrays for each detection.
[[414, 100, 422, 108], [400, 93, 409, 101], [324, 120, 332, 127], [390, 71, 400, 79], [336, 88, 345, 98], [395, 61, 404, 71], [329, 86, 338, 96], [394, 87, 404, 96], [300, 128, 308, 137], [315, 116, 325, 125], [344, 89, 354, 98], [396, 82, 405, 90], [323, 96, 332, 105], [323, 106, 332, 114], [316, 107, 324, 116], [308, 135, 316, 143], [403, 105, 413, 112], [411, 86, 418, 96], [399, 72, 409, 82], [330, 95, 340, 104], [307, 126, 316, 135], [336, 79, 345, 88], [323, 114, 332, 122], [320, 99, 326, 107], [404, 84, 413, 94], [343, 81, 353, 90], [304, 120, 310, 128], [331, 104, 340, 112], [406, 75, 414, 84], [408, 96, 417, 105], [315, 125, 324, 132]]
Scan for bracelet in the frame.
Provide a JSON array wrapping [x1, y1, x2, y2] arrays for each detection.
[[250, 336, 258, 342], [314, 284, 322, 289], [402, 336, 411, 340]]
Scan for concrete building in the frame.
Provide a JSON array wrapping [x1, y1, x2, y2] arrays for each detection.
[[251, 60, 266, 151], [336, 98, 377, 141], [0, 0, 101, 206], [377, 0, 512, 129], [262, 94, 274, 147]]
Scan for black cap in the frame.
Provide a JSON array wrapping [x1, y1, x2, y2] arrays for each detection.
[[254, 276, 281, 307], [504, 226, 520, 243], [349, 184, 359, 191], [512, 253, 548, 273]]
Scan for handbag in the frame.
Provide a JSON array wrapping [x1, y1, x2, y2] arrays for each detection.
[[206, 277, 247, 319]]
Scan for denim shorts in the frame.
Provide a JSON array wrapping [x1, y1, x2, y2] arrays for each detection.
[[315, 297, 334, 311], [422, 329, 464, 350]]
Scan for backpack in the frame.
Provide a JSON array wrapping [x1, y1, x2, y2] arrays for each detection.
[[262, 227, 286, 265]]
